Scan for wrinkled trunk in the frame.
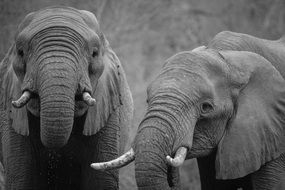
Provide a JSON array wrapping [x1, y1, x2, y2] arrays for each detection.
[[134, 104, 196, 190], [134, 117, 173, 190], [38, 58, 76, 148], [134, 111, 188, 190]]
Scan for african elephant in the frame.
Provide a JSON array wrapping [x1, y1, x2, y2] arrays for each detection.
[[91, 31, 285, 190], [0, 6, 133, 190]]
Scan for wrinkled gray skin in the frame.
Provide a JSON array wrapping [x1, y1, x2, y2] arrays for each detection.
[[133, 31, 285, 190], [0, 6, 133, 190]]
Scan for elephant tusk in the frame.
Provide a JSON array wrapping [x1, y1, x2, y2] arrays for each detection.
[[12, 91, 31, 108], [166, 147, 187, 167], [90, 148, 135, 171], [192, 45, 206, 52], [83, 92, 96, 106]]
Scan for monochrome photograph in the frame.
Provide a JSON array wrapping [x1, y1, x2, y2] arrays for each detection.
[[0, 0, 284, 189]]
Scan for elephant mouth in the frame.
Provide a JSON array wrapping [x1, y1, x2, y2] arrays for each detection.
[[27, 96, 89, 118]]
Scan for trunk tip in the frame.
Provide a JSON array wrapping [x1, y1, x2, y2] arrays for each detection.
[[41, 136, 69, 149]]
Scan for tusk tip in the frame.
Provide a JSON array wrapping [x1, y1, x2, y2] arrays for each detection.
[[166, 155, 173, 164], [166, 147, 188, 167], [89, 98, 96, 106], [90, 163, 101, 170], [12, 101, 20, 108], [90, 163, 107, 171], [83, 92, 96, 106], [90, 163, 96, 168], [90, 148, 135, 171], [11, 91, 31, 108]]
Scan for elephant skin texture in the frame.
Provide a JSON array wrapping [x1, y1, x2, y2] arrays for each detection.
[[0, 6, 133, 190], [131, 31, 285, 190]]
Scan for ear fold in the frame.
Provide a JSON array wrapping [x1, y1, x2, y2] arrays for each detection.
[[83, 43, 122, 135], [79, 10, 106, 48], [215, 51, 285, 179], [0, 45, 29, 135], [79, 10, 100, 29], [17, 12, 34, 33]]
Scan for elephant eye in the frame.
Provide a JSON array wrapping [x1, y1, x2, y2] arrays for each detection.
[[17, 49, 24, 57], [92, 47, 99, 58], [200, 102, 214, 114]]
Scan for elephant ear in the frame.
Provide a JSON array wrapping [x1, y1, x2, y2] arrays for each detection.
[[79, 10, 122, 135], [0, 45, 29, 135], [215, 51, 285, 179], [83, 42, 122, 135]]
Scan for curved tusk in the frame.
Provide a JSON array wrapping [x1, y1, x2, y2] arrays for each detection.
[[83, 92, 96, 106], [91, 148, 135, 171], [192, 45, 206, 52], [166, 147, 187, 167], [12, 91, 31, 108]]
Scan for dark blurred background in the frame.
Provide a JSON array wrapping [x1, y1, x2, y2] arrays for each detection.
[[1, 0, 285, 189]]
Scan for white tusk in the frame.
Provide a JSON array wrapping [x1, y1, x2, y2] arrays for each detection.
[[91, 148, 135, 171], [192, 45, 206, 52], [12, 91, 31, 108], [83, 92, 96, 106], [166, 147, 187, 167]]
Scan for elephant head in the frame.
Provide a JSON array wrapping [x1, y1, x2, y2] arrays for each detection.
[[91, 47, 285, 189], [0, 7, 121, 149]]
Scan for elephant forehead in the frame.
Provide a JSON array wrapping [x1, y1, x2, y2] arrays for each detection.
[[148, 73, 214, 106], [163, 50, 228, 79], [20, 7, 98, 41]]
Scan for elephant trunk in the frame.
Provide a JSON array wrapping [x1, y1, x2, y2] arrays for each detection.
[[134, 99, 196, 189], [134, 116, 177, 190], [39, 58, 77, 149]]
